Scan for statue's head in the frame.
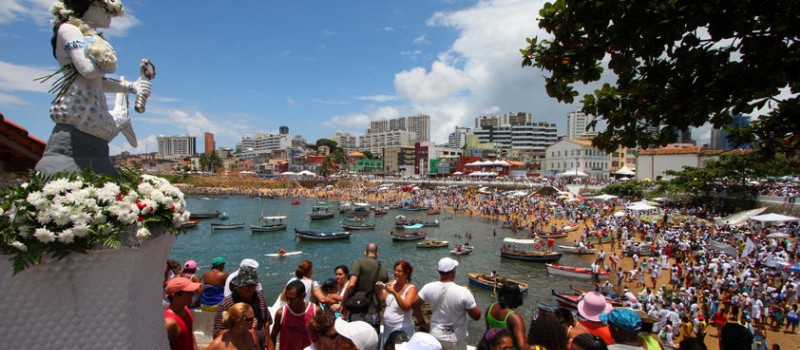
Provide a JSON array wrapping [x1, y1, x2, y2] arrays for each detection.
[[51, 0, 124, 24]]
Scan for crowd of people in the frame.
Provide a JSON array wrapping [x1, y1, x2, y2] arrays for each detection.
[[162, 181, 799, 350]]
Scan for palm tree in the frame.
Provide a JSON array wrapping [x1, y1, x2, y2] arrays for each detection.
[[199, 152, 223, 173]]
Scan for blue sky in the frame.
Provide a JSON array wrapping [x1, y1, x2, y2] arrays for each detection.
[[1, 0, 708, 155]]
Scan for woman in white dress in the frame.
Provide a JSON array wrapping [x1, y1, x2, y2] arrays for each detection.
[[37, 0, 150, 175], [377, 260, 418, 346]]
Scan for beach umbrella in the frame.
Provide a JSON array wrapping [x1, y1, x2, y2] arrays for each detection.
[[751, 213, 800, 222], [766, 232, 790, 239]]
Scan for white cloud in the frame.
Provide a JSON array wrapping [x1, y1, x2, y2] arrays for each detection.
[[357, 95, 396, 102], [380, 26, 394, 32], [0, 91, 28, 105], [322, 113, 370, 129], [401, 50, 422, 57], [286, 97, 296, 105], [0, 0, 138, 35], [413, 35, 428, 44], [0, 61, 55, 93], [392, 0, 576, 142]]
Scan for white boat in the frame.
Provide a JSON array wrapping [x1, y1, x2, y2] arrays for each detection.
[[251, 216, 288, 232], [449, 245, 474, 255], [556, 245, 596, 255]]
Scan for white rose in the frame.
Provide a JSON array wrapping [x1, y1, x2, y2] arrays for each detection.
[[135, 227, 151, 240], [73, 222, 90, 237], [58, 229, 75, 244], [10, 241, 27, 252]]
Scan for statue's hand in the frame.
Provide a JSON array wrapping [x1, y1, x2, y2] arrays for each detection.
[[133, 78, 151, 98]]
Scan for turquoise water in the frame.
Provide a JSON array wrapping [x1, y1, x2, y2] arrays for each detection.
[[170, 196, 597, 343]]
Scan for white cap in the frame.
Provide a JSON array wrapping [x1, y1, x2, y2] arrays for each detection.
[[240, 258, 259, 269], [396, 332, 442, 350], [437, 257, 459, 273], [335, 318, 378, 350]]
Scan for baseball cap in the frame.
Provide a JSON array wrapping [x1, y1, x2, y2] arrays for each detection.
[[184, 260, 197, 270], [437, 257, 458, 273], [165, 277, 201, 296], [334, 318, 379, 350], [211, 256, 225, 267], [600, 308, 642, 333], [396, 332, 442, 350]]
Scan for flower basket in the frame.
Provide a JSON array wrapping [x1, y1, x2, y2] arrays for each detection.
[[0, 227, 173, 349]]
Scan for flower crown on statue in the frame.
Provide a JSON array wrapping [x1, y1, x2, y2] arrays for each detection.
[[0, 168, 190, 274], [50, 0, 125, 25]]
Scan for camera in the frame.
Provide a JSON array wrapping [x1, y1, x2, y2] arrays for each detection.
[[380, 283, 387, 289]]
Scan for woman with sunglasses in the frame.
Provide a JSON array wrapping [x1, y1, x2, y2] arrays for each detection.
[[207, 302, 259, 350]]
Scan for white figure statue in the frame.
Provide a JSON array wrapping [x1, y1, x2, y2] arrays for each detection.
[[36, 0, 151, 175]]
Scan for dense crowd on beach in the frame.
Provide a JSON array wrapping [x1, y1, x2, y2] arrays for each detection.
[[165, 180, 799, 350]]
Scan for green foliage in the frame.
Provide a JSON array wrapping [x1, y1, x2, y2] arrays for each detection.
[[315, 139, 340, 153], [522, 0, 800, 162], [601, 180, 649, 198]]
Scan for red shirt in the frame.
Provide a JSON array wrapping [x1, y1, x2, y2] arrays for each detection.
[[279, 302, 317, 350], [164, 306, 195, 350]]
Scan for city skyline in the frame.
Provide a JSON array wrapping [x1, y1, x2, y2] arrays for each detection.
[[1, 1, 713, 157]]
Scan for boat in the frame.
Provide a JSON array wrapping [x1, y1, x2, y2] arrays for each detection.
[[562, 223, 580, 232], [374, 207, 389, 216], [341, 221, 377, 230], [551, 288, 626, 309], [250, 216, 288, 232], [294, 228, 351, 241], [624, 243, 660, 257], [449, 244, 474, 255], [265, 251, 302, 257], [392, 231, 427, 241], [584, 235, 614, 244], [545, 264, 611, 280], [291, 200, 301, 205], [467, 272, 528, 293], [401, 223, 424, 230], [500, 237, 562, 262], [211, 222, 245, 230], [426, 209, 440, 215], [556, 245, 596, 255], [189, 211, 221, 220], [338, 201, 353, 213], [535, 232, 568, 239], [180, 219, 200, 228], [310, 203, 335, 220], [416, 240, 450, 248], [218, 212, 229, 220]]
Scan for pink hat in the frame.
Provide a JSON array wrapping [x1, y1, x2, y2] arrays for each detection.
[[577, 291, 613, 322], [165, 277, 201, 296], [184, 260, 197, 270]]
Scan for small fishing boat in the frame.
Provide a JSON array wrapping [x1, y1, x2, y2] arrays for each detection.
[[265, 248, 303, 257], [426, 209, 440, 215], [449, 244, 474, 255], [556, 245, 596, 255], [392, 231, 427, 241], [561, 223, 580, 232], [189, 211, 221, 220], [394, 215, 439, 227], [625, 243, 660, 257], [180, 219, 200, 228], [584, 235, 614, 244], [374, 207, 389, 216], [341, 221, 377, 230], [310, 203, 336, 220], [211, 222, 245, 230], [416, 240, 450, 248], [250, 216, 288, 232], [545, 264, 611, 280], [218, 212, 230, 220], [500, 238, 562, 262], [467, 272, 528, 293], [536, 232, 568, 239], [294, 228, 351, 241], [291, 200, 301, 205]]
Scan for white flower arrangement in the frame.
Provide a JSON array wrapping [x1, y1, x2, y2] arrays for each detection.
[[1, 168, 189, 274]]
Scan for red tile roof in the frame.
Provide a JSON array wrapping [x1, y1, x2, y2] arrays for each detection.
[[0, 113, 46, 161]]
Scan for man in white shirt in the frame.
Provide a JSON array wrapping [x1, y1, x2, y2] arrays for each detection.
[[413, 257, 481, 350]]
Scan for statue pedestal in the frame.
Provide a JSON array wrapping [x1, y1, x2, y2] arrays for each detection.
[[0, 231, 173, 349]]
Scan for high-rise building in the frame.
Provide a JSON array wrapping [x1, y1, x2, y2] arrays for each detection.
[[367, 115, 430, 142], [567, 110, 596, 139], [358, 130, 417, 157], [710, 114, 752, 150], [157, 135, 196, 160], [236, 132, 291, 160], [448, 126, 471, 148], [473, 112, 557, 153], [331, 132, 358, 152], [204, 132, 215, 155]]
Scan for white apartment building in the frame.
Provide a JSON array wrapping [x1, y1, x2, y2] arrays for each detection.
[[358, 130, 417, 157], [331, 132, 358, 152], [448, 126, 471, 148], [157, 135, 196, 160], [543, 139, 610, 177], [367, 115, 430, 142], [236, 132, 291, 160], [473, 112, 557, 153], [567, 110, 597, 139]]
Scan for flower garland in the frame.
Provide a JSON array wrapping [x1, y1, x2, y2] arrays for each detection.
[[0, 168, 190, 274], [37, 0, 122, 103]]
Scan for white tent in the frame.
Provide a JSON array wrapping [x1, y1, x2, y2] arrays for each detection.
[[750, 213, 800, 222], [626, 201, 657, 211], [613, 210, 627, 217], [280, 171, 296, 175], [614, 165, 636, 176], [297, 170, 316, 176], [452, 171, 463, 175], [594, 194, 618, 201], [557, 170, 588, 177], [716, 207, 767, 226]]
